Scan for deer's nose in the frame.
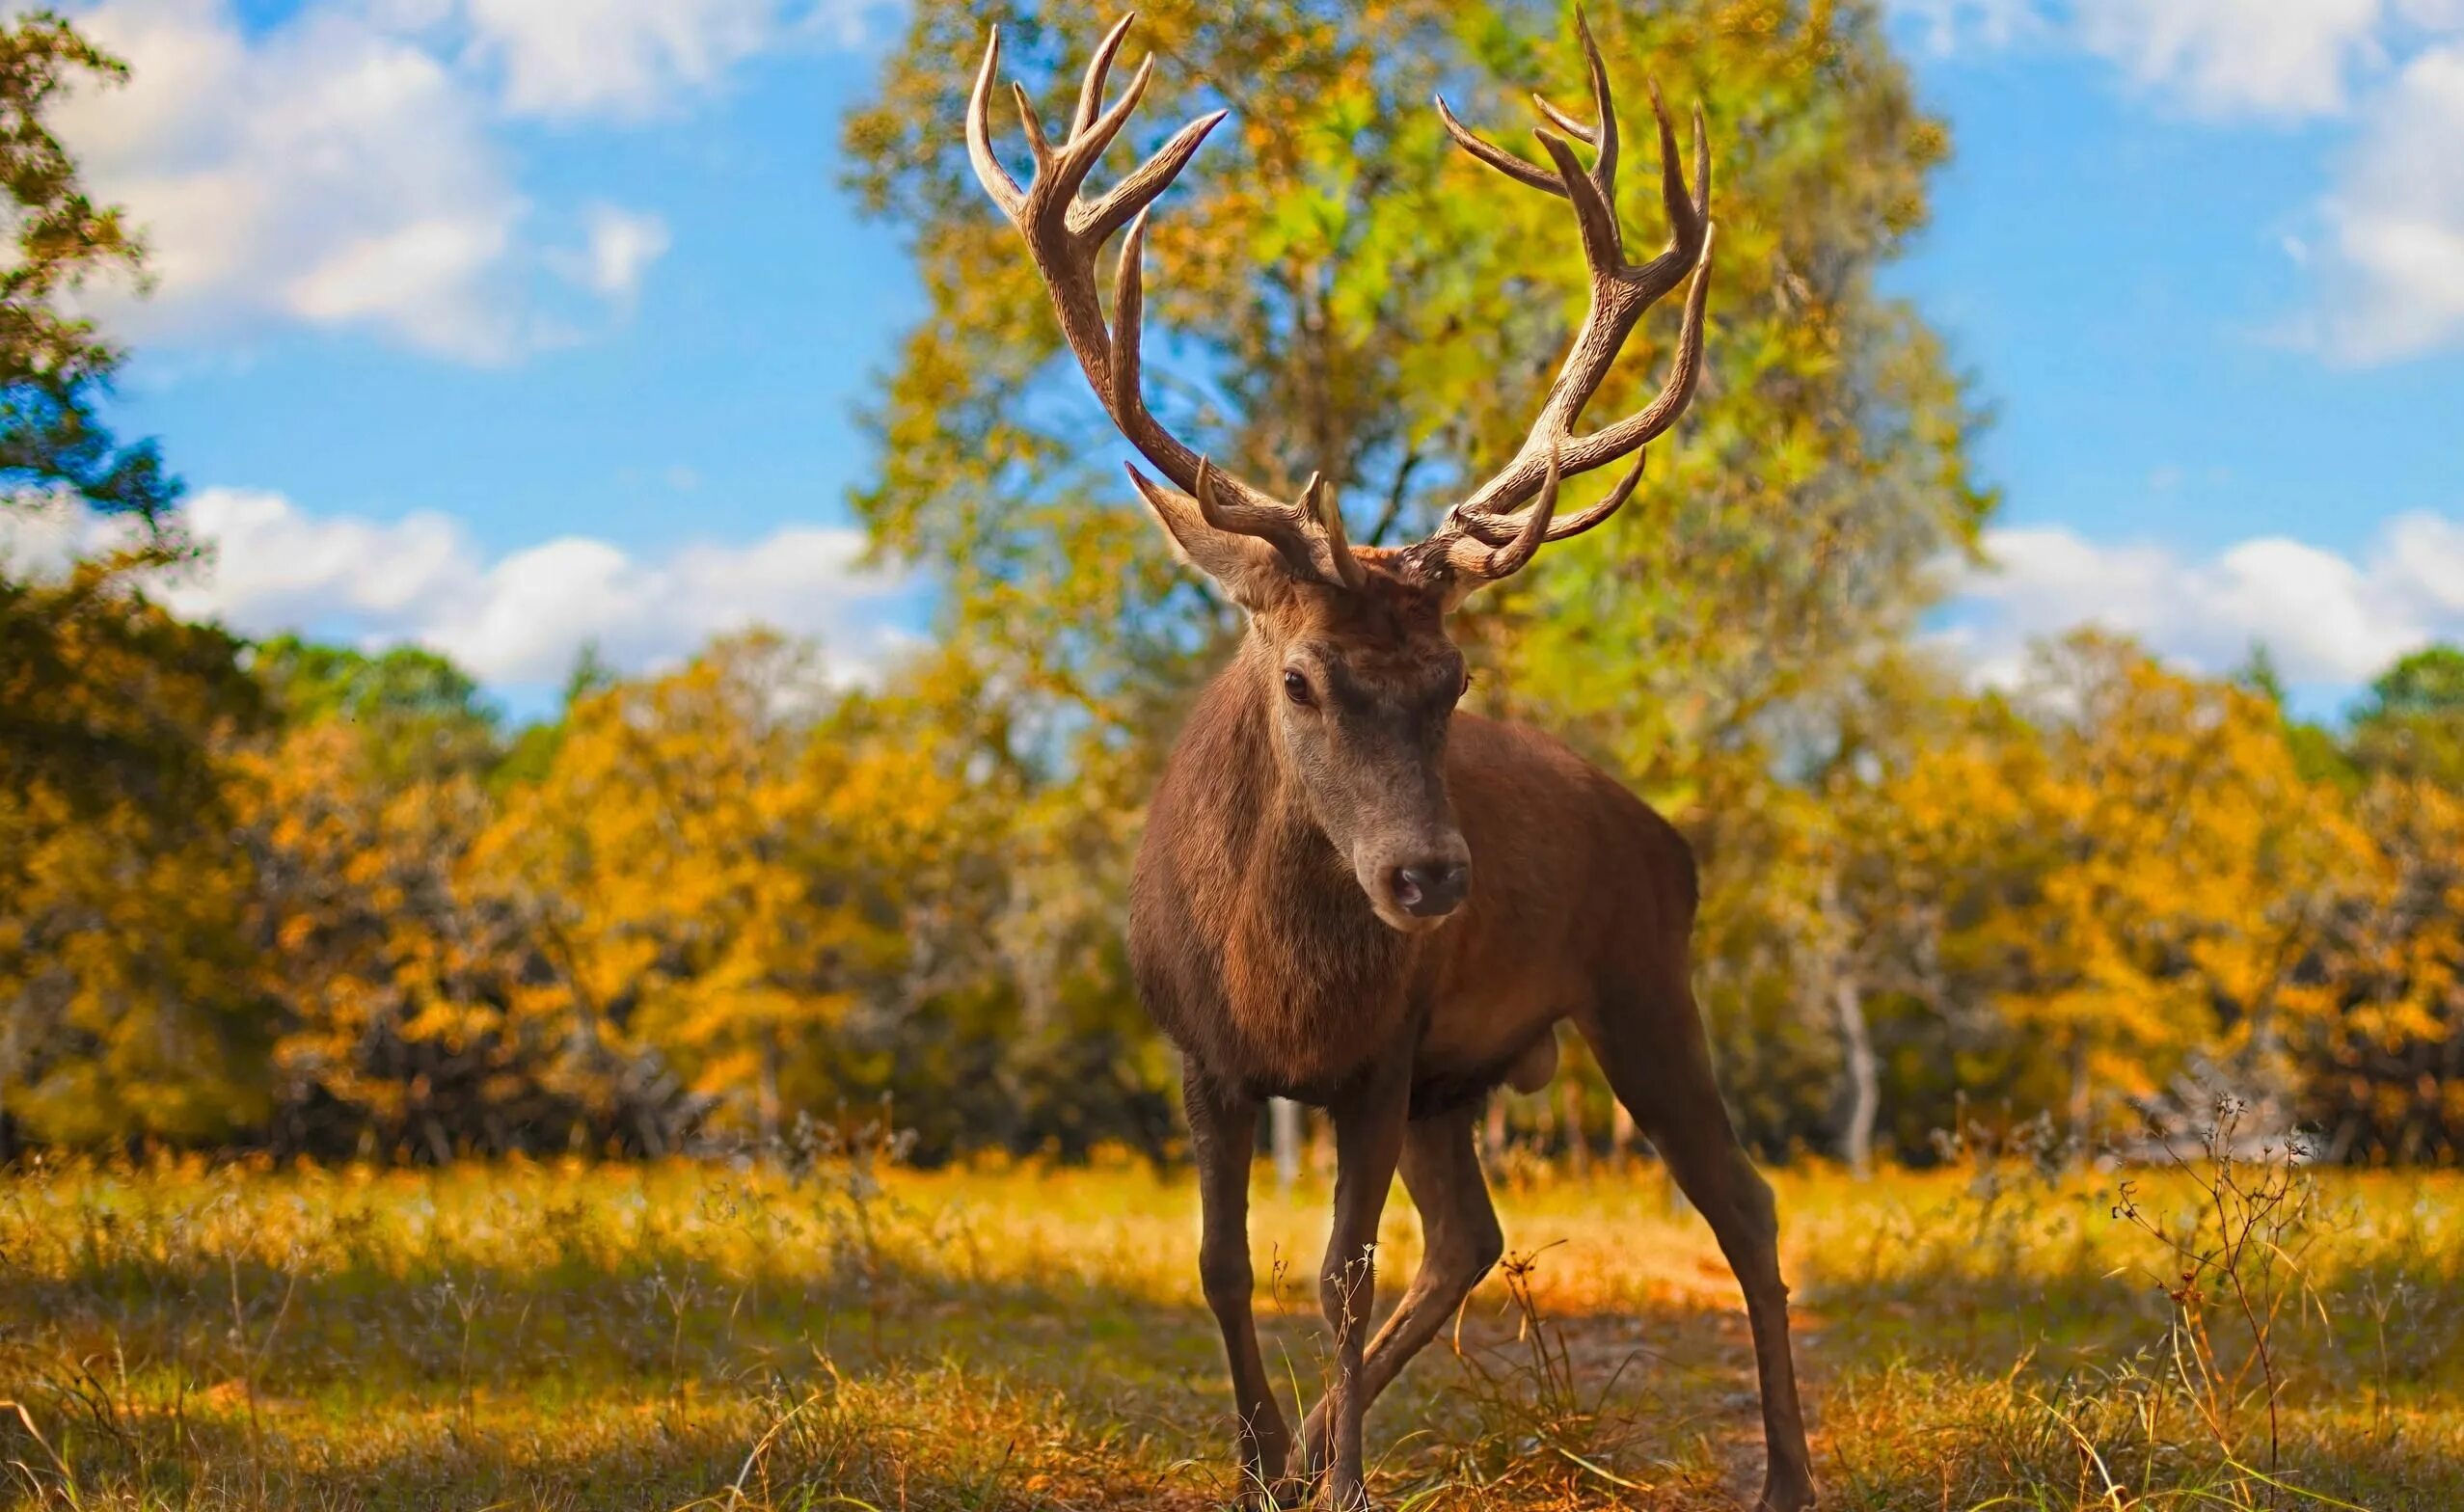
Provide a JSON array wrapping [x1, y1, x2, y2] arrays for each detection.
[[1391, 858, 1470, 918]]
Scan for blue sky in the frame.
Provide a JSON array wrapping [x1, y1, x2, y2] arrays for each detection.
[[10, 0, 2462, 719]]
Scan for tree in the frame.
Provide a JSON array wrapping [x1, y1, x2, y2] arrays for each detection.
[[250, 634, 503, 782], [0, 11, 171, 520], [0, 14, 278, 1150], [2295, 776, 2464, 1162], [241, 638, 702, 1161], [476, 635, 912, 1144], [2291, 644, 2464, 1161], [1882, 635, 2350, 1145], [847, 0, 1984, 740], [0, 562, 267, 1148], [846, 1, 1990, 1142], [2348, 644, 2464, 790], [0, 9, 194, 822]]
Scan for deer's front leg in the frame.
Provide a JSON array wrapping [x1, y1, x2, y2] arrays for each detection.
[[1307, 1056, 1412, 1509], [1184, 1065, 1295, 1507]]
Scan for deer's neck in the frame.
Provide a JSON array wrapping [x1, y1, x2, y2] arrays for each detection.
[[1153, 638, 1416, 1092]]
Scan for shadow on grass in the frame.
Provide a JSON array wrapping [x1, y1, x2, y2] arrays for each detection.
[[9, 1158, 2464, 1510], [2, 1248, 1792, 1512]]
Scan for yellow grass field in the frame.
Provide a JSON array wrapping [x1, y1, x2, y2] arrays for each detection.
[[2, 1147, 2458, 1510]]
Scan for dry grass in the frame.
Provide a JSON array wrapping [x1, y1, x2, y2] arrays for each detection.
[[1, 1132, 2458, 1510]]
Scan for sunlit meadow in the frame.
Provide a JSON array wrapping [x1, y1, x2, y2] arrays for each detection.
[[4, 1123, 2458, 1511]]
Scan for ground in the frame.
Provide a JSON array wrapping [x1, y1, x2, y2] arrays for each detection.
[[1, 1142, 2457, 1510]]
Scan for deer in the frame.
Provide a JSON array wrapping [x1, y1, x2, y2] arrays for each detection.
[[962, 11, 1813, 1510]]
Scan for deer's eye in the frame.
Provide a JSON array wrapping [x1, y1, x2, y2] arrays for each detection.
[[1283, 669, 1314, 706]]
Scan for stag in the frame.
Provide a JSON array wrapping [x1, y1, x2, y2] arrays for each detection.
[[964, 11, 1812, 1509]]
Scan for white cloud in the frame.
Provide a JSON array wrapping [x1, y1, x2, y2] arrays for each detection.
[[1944, 512, 2464, 688], [43, 0, 867, 362], [2, 488, 915, 689], [1888, 0, 2464, 362], [1890, 0, 2459, 114], [2071, 0, 2390, 120], [1888, 0, 2049, 56], [56, 0, 537, 361], [462, 0, 779, 121], [2318, 40, 2464, 360], [552, 203, 672, 303]]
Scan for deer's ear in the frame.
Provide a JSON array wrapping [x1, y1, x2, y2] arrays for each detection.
[[1126, 466, 1291, 610]]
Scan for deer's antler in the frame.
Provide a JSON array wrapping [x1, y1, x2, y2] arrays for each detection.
[[1403, 6, 1715, 590], [967, 16, 1364, 591]]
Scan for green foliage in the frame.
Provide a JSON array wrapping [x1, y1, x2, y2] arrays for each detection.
[[2350, 643, 2464, 788], [844, 0, 1988, 770], [250, 633, 503, 781]]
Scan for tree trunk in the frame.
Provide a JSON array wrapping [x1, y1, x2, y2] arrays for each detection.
[[1832, 977, 1880, 1177], [757, 1028, 782, 1157], [2068, 1032, 2093, 1156], [1270, 1097, 1303, 1191]]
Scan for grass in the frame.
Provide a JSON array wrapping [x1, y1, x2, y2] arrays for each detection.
[[2, 1126, 2459, 1510]]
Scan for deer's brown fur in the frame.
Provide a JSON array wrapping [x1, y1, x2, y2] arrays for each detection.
[[1131, 559, 1697, 1113]]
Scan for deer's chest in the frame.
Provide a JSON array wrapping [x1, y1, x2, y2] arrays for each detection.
[[1205, 904, 1419, 1098], [1129, 852, 1422, 1098]]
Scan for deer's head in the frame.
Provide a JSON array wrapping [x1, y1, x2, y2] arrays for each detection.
[[966, 10, 1712, 932]]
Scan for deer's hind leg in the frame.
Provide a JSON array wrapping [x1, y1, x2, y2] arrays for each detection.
[[1579, 970, 1815, 1512], [1296, 1101, 1503, 1478]]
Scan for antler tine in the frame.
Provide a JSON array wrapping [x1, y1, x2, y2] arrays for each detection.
[[1190, 460, 1367, 589], [1075, 101, 1223, 244], [1435, 445, 1562, 583], [1580, 7, 1618, 190], [1530, 9, 1617, 191], [1439, 5, 1619, 202], [967, 30, 1026, 217], [1457, 445, 1648, 548], [970, 16, 1362, 592], [1532, 128, 1623, 272], [1435, 94, 1563, 196], [1010, 82, 1054, 170], [1306, 472, 1363, 584], [1070, 12, 1138, 137]]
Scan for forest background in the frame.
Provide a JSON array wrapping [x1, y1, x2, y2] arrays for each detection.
[[6, 0, 2462, 1175]]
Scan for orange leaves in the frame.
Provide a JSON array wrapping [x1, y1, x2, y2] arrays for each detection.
[[1901, 637, 2350, 1097]]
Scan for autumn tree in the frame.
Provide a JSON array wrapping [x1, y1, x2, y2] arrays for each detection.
[[0, 562, 267, 1148], [0, 14, 280, 1150], [1871, 636, 2353, 1147], [2291, 643, 2464, 1160], [846, 0, 1990, 1138], [235, 636, 705, 1160], [474, 635, 916, 1145]]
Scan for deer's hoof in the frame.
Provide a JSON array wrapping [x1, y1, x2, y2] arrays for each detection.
[[1239, 1472, 1313, 1512]]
